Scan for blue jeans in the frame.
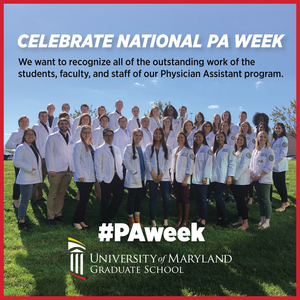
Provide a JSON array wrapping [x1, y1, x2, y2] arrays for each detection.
[[148, 180, 170, 220], [212, 182, 227, 220], [191, 184, 208, 220], [18, 184, 36, 220]]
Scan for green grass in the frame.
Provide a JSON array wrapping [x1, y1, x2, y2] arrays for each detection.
[[4, 160, 296, 296]]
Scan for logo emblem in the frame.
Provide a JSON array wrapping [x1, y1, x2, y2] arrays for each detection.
[[68, 237, 86, 280], [246, 152, 251, 159], [282, 142, 288, 147], [269, 155, 274, 161]]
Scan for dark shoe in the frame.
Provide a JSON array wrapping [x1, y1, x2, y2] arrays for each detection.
[[221, 219, 229, 228], [47, 219, 56, 226], [18, 221, 31, 231], [54, 216, 67, 222], [31, 200, 39, 207], [216, 219, 222, 226], [39, 197, 47, 202]]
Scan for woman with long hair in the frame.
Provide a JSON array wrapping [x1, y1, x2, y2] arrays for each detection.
[[148, 106, 160, 133], [211, 131, 236, 227], [5, 115, 29, 208], [171, 132, 194, 227], [73, 125, 95, 230], [193, 112, 205, 133], [74, 113, 92, 143], [191, 130, 212, 227], [220, 121, 235, 146], [212, 114, 221, 133], [144, 127, 172, 227], [182, 119, 194, 147], [250, 131, 275, 229], [124, 129, 146, 227], [222, 110, 239, 135], [271, 123, 290, 212], [160, 105, 179, 131], [13, 128, 42, 231], [92, 105, 106, 130], [200, 121, 214, 147], [257, 122, 273, 142], [231, 133, 251, 230], [162, 116, 178, 151]]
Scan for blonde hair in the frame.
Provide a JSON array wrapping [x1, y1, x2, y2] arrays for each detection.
[[80, 125, 93, 151], [255, 131, 271, 149]]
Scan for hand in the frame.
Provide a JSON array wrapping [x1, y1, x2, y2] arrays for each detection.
[[31, 168, 36, 172], [157, 173, 164, 182], [232, 178, 237, 184], [49, 171, 56, 177], [182, 179, 188, 186], [78, 177, 84, 182], [226, 176, 232, 185], [202, 178, 207, 185]]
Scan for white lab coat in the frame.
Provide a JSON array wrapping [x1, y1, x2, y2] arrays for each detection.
[[127, 116, 141, 136], [73, 125, 82, 144], [205, 131, 215, 148], [211, 144, 236, 184], [124, 144, 147, 188], [249, 146, 275, 184], [45, 131, 75, 173], [113, 127, 131, 160], [72, 116, 80, 135], [140, 127, 153, 150], [159, 117, 180, 133], [233, 147, 251, 185], [245, 133, 256, 152], [186, 131, 194, 148], [144, 143, 172, 181], [93, 126, 105, 148], [73, 141, 96, 182], [177, 117, 188, 133], [272, 136, 288, 172], [13, 143, 43, 185], [192, 145, 213, 185], [253, 127, 273, 142], [94, 143, 123, 183], [5, 128, 24, 149], [46, 116, 56, 130], [171, 146, 194, 184], [53, 116, 74, 129], [230, 123, 239, 136], [164, 130, 178, 152], [92, 118, 100, 131], [149, 117, 160, 133], [32, 121, 51, 158], [108, 110, 122, 132], [226, 133, 236, 146]]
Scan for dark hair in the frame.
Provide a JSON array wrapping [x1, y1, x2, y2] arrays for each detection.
[[162, 116, 174, 131], [103, 128, 114, 137], [194, 112, 205, 127], [239, 111, 247, 117], [222, 110, 232, 126], [58, 118, 69, 125], [257, 122, 269, 136], [273, 122, 287, 140], [179, 106, 187, 111], [182, 119, 194, 134], [220, 121, 231, 136], [131, 128, 143, 160], [118, 116, 127, 123], [234, 133, 247, 152], [177, 132, 190, 149], [80, 104, 89, 109], [239, 121, 252, 134], [59, 112, 69, 119], [99, 114, 110, 122], [162, 105, 178, 119], [213, 131, 227, 154], [252, 112, 269, 127], [192, 130, 208, 155], [78, 113, 91, 126], [151, 127, 169, 160], [22, 128, 41, 157], [61, 103, 70, 110], [38, 110, 47, 117], [212, 114, 221, 133], [96, 105, 106, 118], [200, 121, 212, 134]]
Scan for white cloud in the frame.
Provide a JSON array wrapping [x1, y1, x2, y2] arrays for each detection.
[[134, 82, 145, 87], [4, 133, 10, 136], [255, 81, 263, 89], [149, 101, 155, 104], [151, 80, 157, 85], [238, 106, 243, 111], [208, 105, 219, 109]]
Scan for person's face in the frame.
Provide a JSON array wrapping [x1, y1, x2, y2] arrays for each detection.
[[235, 136, 244, 149], [163, 119, 171, 129], [141, 118, 149, 129], [213, 115, 221, 124], [118, 118, 127, 129], [154, 129, 162, 142], [19, 118, 29, 130], [62, 104, 70, 113], [239, 113, 247, 122], [167, 106, 174, 116], [47, 105, 55, 115], [258, 133, 267, 146], [24, 130, 35, 144], [133, 131, 143, 144], [58, 121, 69, 132], [177, 134, 185, 146], [152, 108, 159, 118], [132, 108, 139, 118], [258, 116, 265, 123], [100, 117, 109, 129], [39, 112, 48, 124], [216, 133, 225, 145], [196, 114, 203, 123], [242, 123, 249, 134], [115, 101, 123, 112], [81, 116, 90, 126], [99, 107, 106, 116], [81, 128, 92, 143], [223, 112, 229, 121], [221, 122, 229, 133], [103, 132, 114, 145], [81, 106, 89, 114], [179, 107, 186, 117], [259, 124, 266, 132], [184, 121, 193, 133], [194, 133, 204, 146], [204, 124, 211, 135], [275, 125, 283, 136]]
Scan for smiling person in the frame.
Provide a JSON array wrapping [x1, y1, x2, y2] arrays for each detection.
[[140, 116, 153, 150], [162, 116, 178, 152], [124, 129, 147, 227], [171, 132, 194, 227], [249, 131, 275, 229], [182, 119, 194, 147], [93, 114, 110, 148], [108, 100, 123, 131], [177, 106, 188, 131], [73, 113, 92, 144], [46, 103, 56, 130], [221, 110, 239, 136], [92, 105, 107, 131], [220, 121, 235, 146], [72, 104, 89, 134], [257, 121, 273, 144], [212, 114, 221, 134], [5, 115, 29, 208], [144, 127, 172, 228], [13, 128, 43, 231], [127, 106, 141, 136], [53, 103, 73, 129], [200, 121, 214, 147], [192, 112, 205, 133], [148, 106, 160, 133], [160, 105, 179, 132]]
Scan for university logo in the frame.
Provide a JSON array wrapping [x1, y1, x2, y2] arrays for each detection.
[[68, 237, 86, 280]]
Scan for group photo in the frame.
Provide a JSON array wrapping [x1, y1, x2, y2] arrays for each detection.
[[3, 3, 296, 297]]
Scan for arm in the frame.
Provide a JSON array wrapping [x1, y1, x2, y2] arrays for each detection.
[[13, 146, 33, 173], [45, 135, 56, 175], [94, 147, 104, 182], [5, 131, 20, 149], [274, 137, 288, 165], [227, 147, 237, 185], [73, 142, 85, 182], [234, 150, 251, 182]]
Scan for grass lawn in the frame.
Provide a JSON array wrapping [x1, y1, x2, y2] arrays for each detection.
[[3, 160, 296, 296]]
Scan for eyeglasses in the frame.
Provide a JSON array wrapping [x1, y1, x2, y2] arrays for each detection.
[[82, 131, 92, 135]]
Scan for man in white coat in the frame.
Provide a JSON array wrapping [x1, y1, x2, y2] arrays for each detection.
[[46, 103, 56, 130], [94, 128, 124, 224], [45, 118, 74, 225], [108, 100, 124, 131], [93, 114, 109, 148], [53, 103, 73, 129], [71, 104, 89, 134], [31, 110, 50, 204], [140, 116, 153, 150], [127, 106, 141, 136], [176, 106, 188, 132]]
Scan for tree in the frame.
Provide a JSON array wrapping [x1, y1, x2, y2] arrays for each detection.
[[69, 105, 97, 119], [145, 101, 171, 119], [270, 99, 296, 138]]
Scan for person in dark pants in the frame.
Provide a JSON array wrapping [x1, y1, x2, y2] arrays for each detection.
[[94, 128, 124, 224], [73, 125, 95, 230]]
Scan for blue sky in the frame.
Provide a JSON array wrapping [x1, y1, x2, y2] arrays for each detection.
[[4, 4, 296, 145]]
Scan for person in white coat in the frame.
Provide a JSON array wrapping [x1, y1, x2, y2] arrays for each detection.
[[200, 121, 215, 148], [162, 116, 178, 152], [127, 106, 141, 136], [73, 125, 96, 230], [256, 122, 273, 144], [211, 131, 236, 228], [144, 127, 172, 228], [13, 128, 42, 231], [92, 105, 107, 131], [192, 112, 205, 133], [73, 113, 92, 144], [46, 103, 56, 130], [171, 132, 194, 227], [5, 115, 29, 208], [148, 106, 160, 133], [53, 103, 74, 129], [271, 123, 290, 212], [177, 106, 188, 132], [212, 114, 221, 134], [140, 116, 153, 150], [231, 133, 252, 230], [191, 130, 212, 227], [108, 100, 123, 131], [160, 105, 180, 132], [222, 110, 239, 136], [113, 116, 131, 162], [93, 114, 109, 148], [221, 121, 235, 146], [124, 129, 146, 227], [94, 128, 124, 224], [45, 118, 75, 225], [182, 119, 194, 147], [71, 104, 89, 135], [249, 131, 275, 229]]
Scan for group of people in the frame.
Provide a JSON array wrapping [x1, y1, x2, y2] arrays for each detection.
[[6, 100, 290, 231]]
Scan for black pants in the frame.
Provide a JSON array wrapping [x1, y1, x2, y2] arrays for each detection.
[[127, 182, 146, 215], [74, 182, 94, 223], [271, 171, 288, 203], [13, 167, 20, 200], [100, 174, 124, 223], [231, 184, 249, 220]]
